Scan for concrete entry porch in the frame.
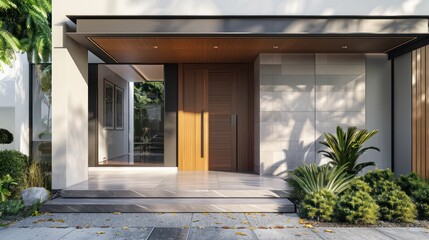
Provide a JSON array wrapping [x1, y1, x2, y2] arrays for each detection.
[[42, 170, 295, 213]]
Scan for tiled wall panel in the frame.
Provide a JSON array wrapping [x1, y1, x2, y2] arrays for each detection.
[[257, 53, 365, 176]]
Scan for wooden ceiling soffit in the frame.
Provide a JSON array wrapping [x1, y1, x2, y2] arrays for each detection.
[[73, 36, 415, 64]]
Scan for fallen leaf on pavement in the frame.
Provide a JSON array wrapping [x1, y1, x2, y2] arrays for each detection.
[[235, 232, 247, 236], [304, 224, 314, 229]]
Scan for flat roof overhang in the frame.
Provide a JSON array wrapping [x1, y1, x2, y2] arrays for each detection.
[[66, 16, 429, 63]]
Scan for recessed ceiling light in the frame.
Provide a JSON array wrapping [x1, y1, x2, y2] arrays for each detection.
[[153, 45, 159, 49], [342, 45, 348, 49], [273, 45, 279, 49], [213, 45, 219, 49]]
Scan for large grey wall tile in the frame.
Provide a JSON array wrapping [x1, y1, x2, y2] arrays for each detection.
[[281, 92, 315, 111], [261, 65, 282, 75], [282, 53, 315, 65], [282, 64, 315, 75], [316, 64, 365, 75], [260, 53, 282, 64], [260, 92, 282, 111], [316, 53, 366, 65], [316, 74, 365, 92]]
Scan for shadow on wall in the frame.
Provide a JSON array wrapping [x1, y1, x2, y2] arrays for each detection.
[[259, 54, 367, 178], [119, 0, 423, 16]]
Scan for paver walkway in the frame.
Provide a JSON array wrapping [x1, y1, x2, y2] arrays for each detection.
[[1, 213, 428, 240]]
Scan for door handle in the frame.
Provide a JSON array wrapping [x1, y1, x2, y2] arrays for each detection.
[[201, 110, 204, 158]]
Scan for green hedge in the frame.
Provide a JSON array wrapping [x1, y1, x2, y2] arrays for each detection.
[[0, 150, 29, 185], [0, 129, 13, 144]]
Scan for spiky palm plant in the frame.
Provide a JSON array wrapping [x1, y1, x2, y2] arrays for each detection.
[[319, 126, 379, 175], [289, 164, 353, 196]]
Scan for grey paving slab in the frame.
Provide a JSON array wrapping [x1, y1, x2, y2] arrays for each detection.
[[60, 227, 153, 240], [0, 227, 74, 240], [315, 227, 394, 240], [253, 228, 322, 240], [376, 227, 429, 240], [245, 213, 301, 228], [12, 213, 193, 228], [188, 227, 256, 240], [191, 213, 250, 228], [147, 227, 188, 240]]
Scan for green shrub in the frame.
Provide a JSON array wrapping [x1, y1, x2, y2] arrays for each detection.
[[396, 173, 429, 219], [335, 180, 379, 224], [288, 164, 352, 202], [361, 170, 416, 222], [376, 186, 416, 222], [318, 126, 379, 175], [360, 169, 394, 195], [0, 150, 29, 185], [0, 199, 24, 216], [0, 129, 13, 144], [300, 189, 338, 222], [396, 173, 424, 195]]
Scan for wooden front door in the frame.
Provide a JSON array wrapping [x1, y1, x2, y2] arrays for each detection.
[[178, 64, 253, 172]]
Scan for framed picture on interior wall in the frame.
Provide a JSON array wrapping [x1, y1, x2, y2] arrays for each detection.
[[104, 80, 115, 130], [115, 86, 124, 130]]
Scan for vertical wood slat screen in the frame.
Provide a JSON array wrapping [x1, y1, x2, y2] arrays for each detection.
[[412, 46, 429, 179]]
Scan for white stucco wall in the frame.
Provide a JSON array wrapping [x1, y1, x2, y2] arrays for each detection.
[[97, 65, 129, 163], [393, 53, 412, 176], [53, 0, 429, 19], [0, 53, 29, 154]]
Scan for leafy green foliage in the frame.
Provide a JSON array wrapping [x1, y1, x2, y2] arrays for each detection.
[[0, 174, 17, 202], [318, 126, 379, 175], [134, 82, 164, 140], [361, 172, 416, 222], [376, 184, 416, 222], [0, 0, 51, 69], [396, 173, 429, 219], [359, 169, 394, 195], [288, 164, 353, 201], [300, 189, 337, 222], [0, 150, 29, 189], [396, 173, 426, 196], [0, 128, 13, 144], [0, 199, 23, 216], [335, 180, 379, 224]]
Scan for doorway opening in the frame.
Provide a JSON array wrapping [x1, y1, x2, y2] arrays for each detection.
[[89, 64, 176, 167]]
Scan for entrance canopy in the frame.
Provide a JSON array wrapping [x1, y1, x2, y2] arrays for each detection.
[[66, 16, 429, 63]]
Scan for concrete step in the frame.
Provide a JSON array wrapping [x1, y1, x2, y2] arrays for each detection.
[[41, 197, 295, 213], [60, 189, 290, 198]]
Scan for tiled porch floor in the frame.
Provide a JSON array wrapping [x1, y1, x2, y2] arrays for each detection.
[[65, 170, 291, 191], [44, 170, 294, 212]]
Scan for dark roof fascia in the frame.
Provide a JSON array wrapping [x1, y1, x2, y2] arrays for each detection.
[[67, 15, 429, 24], [388, 36, 429, 59]]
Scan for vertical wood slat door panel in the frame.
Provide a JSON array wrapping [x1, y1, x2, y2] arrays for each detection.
[[424, 46, 429, 179], [179, 64, 253, 172], [179, 66, 208, 170], [412, 51, 417, 173], [208, 69, 236, 171], [412, 46, 429, 179]]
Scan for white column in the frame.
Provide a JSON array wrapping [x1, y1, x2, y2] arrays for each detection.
[[52, 25, 88, 189]]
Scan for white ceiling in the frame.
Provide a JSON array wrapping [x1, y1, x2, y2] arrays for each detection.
[[132, 65, 164, 81], [105, 64, 164, 82]]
